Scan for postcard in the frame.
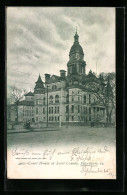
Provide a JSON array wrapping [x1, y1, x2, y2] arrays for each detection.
[[7, 7, 116, 179]]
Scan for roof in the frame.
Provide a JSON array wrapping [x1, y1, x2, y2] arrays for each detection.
[[24, 91, 34, 96], [81, 71, 98, 83], [47, 75, 62, 83], [18, 100, 34, 106], [36, 74, 43, 83], [70, 43, 84, 55]]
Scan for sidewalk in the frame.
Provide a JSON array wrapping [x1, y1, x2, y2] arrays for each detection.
[[7, 127, 61, 134]]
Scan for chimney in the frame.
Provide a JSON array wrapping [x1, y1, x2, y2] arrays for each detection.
[[45, 74, 50, 83], [60, 70, 66, 79]]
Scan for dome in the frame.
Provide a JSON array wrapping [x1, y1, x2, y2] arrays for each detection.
[[69, 43, 84, 55]]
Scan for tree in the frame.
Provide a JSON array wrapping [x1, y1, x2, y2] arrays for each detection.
[[11, 85, 27, 123], [82, 72, 115, 124]]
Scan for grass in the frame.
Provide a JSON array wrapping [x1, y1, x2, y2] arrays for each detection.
[[7, 126, 116, 148]]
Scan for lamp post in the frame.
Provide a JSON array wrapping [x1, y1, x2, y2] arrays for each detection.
[[46, 85, 48, 128], [59, 87, 62, 128], [44, 84, 49, 128]]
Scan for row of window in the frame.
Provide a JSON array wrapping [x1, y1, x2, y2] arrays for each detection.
[[35, 95, 60, 105], [49, 106, 59, 114], [23, 110, 34, 113], [66, 94, 91, 104], [23, 106, 34, 109], [49, 95, 59, 104], [35, 95, 93, 105], [23, 113, 34, 116], [49, 116, 59, 121], [36, 106, 60, 115], [68, 65, 84, 74], [26, 105, 102, 116], [66, 105, 91, 114], [36, 106, 92, 115]]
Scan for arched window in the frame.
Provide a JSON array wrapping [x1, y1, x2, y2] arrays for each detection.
[[43, 97, 45, 105], [49, 95, 53, 104], [55, 95, 59, 103], [52, 85, 57, 90], [84, 95, 86, 104]]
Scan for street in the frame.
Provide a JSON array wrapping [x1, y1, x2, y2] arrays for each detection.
[[7, 126, 116, 148]]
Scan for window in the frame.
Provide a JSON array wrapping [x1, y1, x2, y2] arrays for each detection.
[[89, 107, 91, 114], [89, 117, 91, 121], [36, 117, 38, 121], [66, 94, 69, 103], [78, 96, 80, 102], [49, 107, 51, 114], [36, 108, 38, 114], [55, 95, 59, 103], [55, 107, 57, 114], [58, 106, 59, 113], [89, 94, 91, 104], [71, 105, 74, 113], [66, 106, 69, 113], [78, 105, 80, 113], [55, 116, 57, 121], [43, 97, 45, 105], [58, 116, 59, 121], [72, 116, 74, 121], [43, 108, 45, 114], [52, 85, 57, 90], [52, 107, 53, 114], [49, 95, 53, 104], [72, 96, 74, 102], [84, 95, 86, 104], [52, 116, 54, 121]]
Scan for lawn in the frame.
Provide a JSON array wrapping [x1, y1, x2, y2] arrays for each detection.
[[7, 126, 116, 148]]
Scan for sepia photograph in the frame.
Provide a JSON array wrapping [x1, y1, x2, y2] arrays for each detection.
[[6, 7, 116, 179]]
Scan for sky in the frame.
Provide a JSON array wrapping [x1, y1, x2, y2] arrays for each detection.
[[7, 7, 115, 92]]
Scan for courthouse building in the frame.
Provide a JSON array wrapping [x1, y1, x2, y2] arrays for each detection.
[[8, 31, 110, 125], [33, 31, 106, 124]]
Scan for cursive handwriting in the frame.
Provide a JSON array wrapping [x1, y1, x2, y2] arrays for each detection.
[[11, 145, 115, 178], [12, 147, 29, 157]]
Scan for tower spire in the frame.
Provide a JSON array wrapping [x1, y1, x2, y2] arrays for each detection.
[[74, 27, 79, 43]]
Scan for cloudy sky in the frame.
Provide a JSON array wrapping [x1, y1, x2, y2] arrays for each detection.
[[7, 7, 115, 91]]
